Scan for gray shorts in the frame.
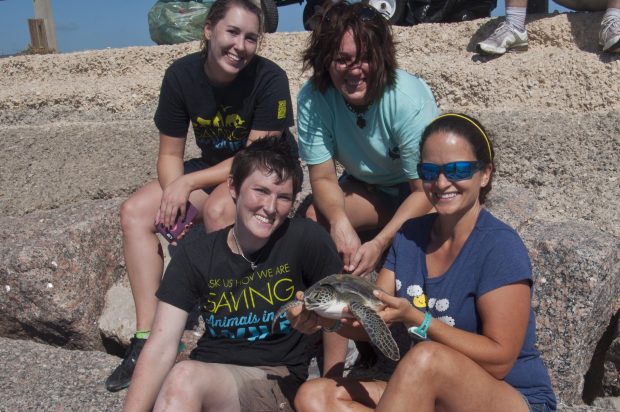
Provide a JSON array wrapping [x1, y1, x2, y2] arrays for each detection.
[[223, 364, 298, 412]]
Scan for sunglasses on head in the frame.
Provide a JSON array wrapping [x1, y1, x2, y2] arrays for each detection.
[[417, 161, 484, 182], [323, 3, 384, 24]]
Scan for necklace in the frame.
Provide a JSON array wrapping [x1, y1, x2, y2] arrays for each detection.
[[343, 98, 369, 129], [231, 226, 258, 271]]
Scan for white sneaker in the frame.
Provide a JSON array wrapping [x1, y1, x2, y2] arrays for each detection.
[[600, 14, 620, 53], [477, 22, 528, 55]]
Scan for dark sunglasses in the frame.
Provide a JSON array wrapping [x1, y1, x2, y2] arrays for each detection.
[[417, 161, 484, 182]]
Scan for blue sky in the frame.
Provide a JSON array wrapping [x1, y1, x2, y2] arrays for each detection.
[[0, 0, 570, 55]]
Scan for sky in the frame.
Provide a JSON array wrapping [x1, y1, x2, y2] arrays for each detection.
[[0, 0, 571, 55]]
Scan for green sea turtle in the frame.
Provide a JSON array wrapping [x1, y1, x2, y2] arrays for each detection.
[[272, 273, 400, 361]]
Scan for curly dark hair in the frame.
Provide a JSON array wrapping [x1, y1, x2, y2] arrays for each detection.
[[420, 113, 496, 204], [301, 1, 397, 104]]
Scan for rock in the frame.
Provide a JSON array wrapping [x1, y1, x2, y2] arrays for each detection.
[[0, 199, 125, 350], [522, 221, 620, 405], [98, 282, 136, 347], [0, 337, 125, 410]]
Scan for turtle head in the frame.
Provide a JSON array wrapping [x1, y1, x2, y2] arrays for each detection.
[[304, 286, 348, 319], [304, 286, 336, 311]]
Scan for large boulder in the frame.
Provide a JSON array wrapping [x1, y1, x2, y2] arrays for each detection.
[[523, 221, 620, 404], [0, 199, 125, 350]]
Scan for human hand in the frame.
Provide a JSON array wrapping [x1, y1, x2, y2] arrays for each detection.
[[287, 291, 342, 334], [156, 175, 193, 229], [350, 238, 384, 276], [372, 289, 419, 327], [330, 220, 361, 273]]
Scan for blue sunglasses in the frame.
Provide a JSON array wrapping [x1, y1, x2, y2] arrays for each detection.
[[417, 161, 484, 182]]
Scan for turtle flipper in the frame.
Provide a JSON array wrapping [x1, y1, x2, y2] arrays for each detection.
[[271, 300, 303, 333], [349, 301, 400, 361]]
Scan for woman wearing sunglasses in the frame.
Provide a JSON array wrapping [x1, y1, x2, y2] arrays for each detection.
[[297, 1, 439, 276], [294, 114, 557, 411]]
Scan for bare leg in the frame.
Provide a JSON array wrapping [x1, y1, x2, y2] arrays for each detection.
[[153, 362, 240, 412], [202, 181, 236, 233], [294, 377, 386, 412], [306, 179, 398, 231], [609, 0, 620, 8], [120, 180, 208, 330], [376, 341, 529, 412]]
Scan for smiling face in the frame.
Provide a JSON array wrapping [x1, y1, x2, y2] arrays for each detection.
[[204, 5, 260, 85], [329, 29, 371, 106], [230, 168, 294, 251], [421, 131, 492, 219]]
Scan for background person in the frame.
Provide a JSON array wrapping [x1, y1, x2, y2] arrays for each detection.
[[477, 0, 620, 54], [293, 114, 557, 412], [106, 0, 295, 392], [297, 1, 439, 276], [123, 136, 346, 411]]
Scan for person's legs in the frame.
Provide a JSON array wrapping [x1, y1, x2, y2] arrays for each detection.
[[294, 377, 387, 412], [202, 181, 236, 233], [477, 0, 529, 55], [155, 362, 297, 412], [154, 361, 241, 412], [375, 341, 530, 412], [106, 180, 209, 392], [600, 0, 620, 52], [306, 177, 400, 232]]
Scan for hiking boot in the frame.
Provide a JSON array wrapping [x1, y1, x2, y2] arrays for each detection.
[[105, 337, 146, 392], [600, 14, 620, 53], [477, 22, 528, 55]]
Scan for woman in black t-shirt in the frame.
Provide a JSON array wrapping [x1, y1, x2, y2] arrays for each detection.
[[123, 137, 345, 411], [106, 0, 295, 392]]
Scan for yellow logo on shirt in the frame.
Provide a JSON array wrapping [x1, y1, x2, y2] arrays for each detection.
[[277, 100, 287, 120]]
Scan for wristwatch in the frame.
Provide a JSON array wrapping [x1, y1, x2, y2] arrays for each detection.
[[408, 311, 432, 340]]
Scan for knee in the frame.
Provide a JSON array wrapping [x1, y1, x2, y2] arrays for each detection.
[[120, 195, 149, 234], [157, 361, 199, 402], [294, 379, 334, 412], [203, 198, 234, 232], [304, 203, 318, 221], [399, 341, 447, 380]]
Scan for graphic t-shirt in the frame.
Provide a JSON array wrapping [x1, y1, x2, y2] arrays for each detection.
[[156, 218, 342, 381], [297, 69, 438, 186], [155, 53, 294, 166], [384, 209, 557, 408]]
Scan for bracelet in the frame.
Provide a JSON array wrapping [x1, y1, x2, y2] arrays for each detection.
[[323, 319, 342, 333], [408, 311, 432, 340]]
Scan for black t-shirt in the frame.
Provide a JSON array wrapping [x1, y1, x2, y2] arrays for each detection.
[[154, 53, 295, 166], [156, 218, 342, 381]]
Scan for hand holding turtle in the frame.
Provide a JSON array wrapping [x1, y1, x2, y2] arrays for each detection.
[[373, 289, 424, 328], [286, 291, 336, 334]]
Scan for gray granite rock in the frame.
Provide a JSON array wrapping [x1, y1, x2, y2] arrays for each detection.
[[0, 337, 125, 411], [0, 199, 125, 350], [522, 220, 620, 405]]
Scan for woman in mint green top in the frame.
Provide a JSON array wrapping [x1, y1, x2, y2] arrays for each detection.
[[297, 1, 439, 276]]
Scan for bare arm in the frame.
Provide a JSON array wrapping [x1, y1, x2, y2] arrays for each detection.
[[350, 179, 433, 276], [375, 276, 530, 379], [308, 160, 360, 271], [123, 302, 188, 412]]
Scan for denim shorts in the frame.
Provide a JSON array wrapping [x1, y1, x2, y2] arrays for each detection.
[[183, 158, 216, 194], [522, 394, 553, 412]]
